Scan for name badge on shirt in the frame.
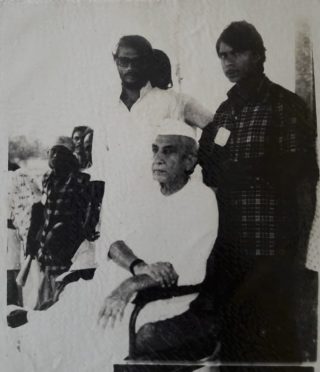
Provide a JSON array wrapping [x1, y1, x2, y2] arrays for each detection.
[[214, 127, 231, 147]]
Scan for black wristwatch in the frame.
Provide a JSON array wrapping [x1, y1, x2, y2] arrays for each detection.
[[129, 259, 145, 275]]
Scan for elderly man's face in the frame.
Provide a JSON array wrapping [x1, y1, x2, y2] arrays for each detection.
[[152, 135, 188, 184], [115, 46, 149, 89]]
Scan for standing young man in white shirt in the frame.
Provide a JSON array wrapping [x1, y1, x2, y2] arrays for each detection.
[[90, 35, 214, 264]]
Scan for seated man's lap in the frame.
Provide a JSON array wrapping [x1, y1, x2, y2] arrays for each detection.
[[133, 309, 218, 361]]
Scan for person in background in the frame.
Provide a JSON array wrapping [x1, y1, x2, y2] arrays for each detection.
[[71, 125, 90, 169], [69, 125, 99, 272], [8, 164, 43, 308], [30, 136, 99, 309], [82, 127, 94, 169]]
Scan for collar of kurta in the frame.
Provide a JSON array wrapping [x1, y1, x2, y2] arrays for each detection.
[[118, 81, 153, 106]]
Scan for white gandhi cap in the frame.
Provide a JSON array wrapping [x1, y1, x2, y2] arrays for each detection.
[[155, 118, 197, 139]]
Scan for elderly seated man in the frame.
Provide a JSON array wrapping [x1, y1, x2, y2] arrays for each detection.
[[8, 119, 218, 372]]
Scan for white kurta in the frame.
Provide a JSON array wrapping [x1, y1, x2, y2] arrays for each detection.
[[10, 176, 218, 372]]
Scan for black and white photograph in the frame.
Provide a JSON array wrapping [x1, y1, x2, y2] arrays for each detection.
[[1, 0, 320, 371]]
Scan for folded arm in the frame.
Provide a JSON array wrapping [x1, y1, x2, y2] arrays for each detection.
[[108, 240, 178, 287]]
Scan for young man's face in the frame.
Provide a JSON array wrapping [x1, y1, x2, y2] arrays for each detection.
[[115, 46, 149, 89], [152, 135, 188, 185], [218, 42, 259, 83]]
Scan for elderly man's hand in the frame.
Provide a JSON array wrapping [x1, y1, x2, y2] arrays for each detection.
[[97, 282, 133, 329], [134, 261, 178, 287]]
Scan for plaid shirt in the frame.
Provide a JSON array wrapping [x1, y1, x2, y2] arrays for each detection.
[[199, 75, 318, 257], [38, 170, 91, 265]]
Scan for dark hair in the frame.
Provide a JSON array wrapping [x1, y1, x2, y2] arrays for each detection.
[[71, 126, 89, 138], [150, 49, 173, 90], [8, 161, 20, 171], [216, 21, 266, 72], [49, 146, 80, 172], [180, 136, 198, 178], [114, 35, 153, 61], [114, 36, 174, 90]]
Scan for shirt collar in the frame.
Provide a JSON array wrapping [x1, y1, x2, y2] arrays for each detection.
[[118, 81, 153, 106], [227, 74, 270, 104]]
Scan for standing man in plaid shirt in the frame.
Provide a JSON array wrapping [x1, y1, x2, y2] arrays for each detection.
[[196, 21, 319, 361], [132, 21, 318, 363]]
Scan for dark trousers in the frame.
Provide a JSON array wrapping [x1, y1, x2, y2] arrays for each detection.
[[195, 242, 318, 362], [134, 309, 218, 361]]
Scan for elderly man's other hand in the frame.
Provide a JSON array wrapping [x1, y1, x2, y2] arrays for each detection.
[[97, 282, 133, 329], [134, 261, 178, 288]]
